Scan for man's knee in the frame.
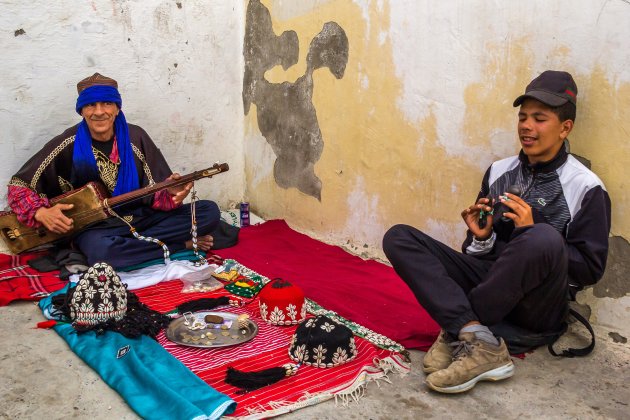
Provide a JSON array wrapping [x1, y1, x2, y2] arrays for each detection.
[[383, 224, 413, 256], [79, 236, 118, 266], [382, 224, 433, 260], [195, 200, 220, 233], [515, 223, 566, 261]]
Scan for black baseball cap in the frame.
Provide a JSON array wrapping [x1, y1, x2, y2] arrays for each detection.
[[513, 70, 577, 107]]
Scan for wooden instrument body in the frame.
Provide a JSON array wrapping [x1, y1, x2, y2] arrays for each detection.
[[0, 182, 110, 254], [0, 162, 229, 254]]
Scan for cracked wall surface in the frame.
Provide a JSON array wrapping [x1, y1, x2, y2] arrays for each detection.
[[243, 0, 348, 200], [594, 236, 630, 299], [0, 0, 628, 334], [242, 0, 630, 334], [0, 0, 246, 209]]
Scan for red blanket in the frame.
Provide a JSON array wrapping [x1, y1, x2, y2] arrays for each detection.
[[215, 220, 440, 350], [135, 280, 410, 418], [0, 252, 65, 306]]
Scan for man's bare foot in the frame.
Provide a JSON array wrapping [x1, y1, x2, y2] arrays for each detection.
[[186, 235, 214, 251]]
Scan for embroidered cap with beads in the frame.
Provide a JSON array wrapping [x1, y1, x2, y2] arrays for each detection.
[[288, 315, 358, 368], [70, 262, 128, 330]]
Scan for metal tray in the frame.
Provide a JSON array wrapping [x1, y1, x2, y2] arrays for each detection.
[[166, 311, 258, 348]]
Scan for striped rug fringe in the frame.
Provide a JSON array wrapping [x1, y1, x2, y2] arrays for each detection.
[[234, 354, 410, 419]]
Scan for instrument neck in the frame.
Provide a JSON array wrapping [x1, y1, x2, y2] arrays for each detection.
[[106, 165, 225, 207]]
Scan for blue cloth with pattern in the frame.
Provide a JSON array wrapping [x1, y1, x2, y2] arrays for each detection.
[[39, 287, 235, 420]]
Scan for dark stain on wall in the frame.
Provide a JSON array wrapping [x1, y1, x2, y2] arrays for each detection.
[[570, 147, 628, 301], [14, 29, 25, 37], [243, 0, 349, 200], [593, 235, 630, 298]]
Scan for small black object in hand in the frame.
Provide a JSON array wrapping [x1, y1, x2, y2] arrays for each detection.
[[499, 185, 523, 222]]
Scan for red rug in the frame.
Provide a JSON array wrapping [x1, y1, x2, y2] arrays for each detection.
[[0, 252, 66, 306], [135, 280, 410, 418], [214, 220, 440, 350]]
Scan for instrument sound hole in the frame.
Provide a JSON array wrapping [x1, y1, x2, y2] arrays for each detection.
[[2, 228, 19, 240]]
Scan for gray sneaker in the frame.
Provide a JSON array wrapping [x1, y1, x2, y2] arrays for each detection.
[[425, 332, 514, 393], [422, 330, 453, 373]]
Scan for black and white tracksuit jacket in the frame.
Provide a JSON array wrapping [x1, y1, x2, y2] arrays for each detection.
[[463, 146, 611, 294]]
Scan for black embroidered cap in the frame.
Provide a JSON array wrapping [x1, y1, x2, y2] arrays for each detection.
[[288, 315, 358, 368], [51, 261, 171, 338], [225, 315, 357, 392], [70, 262, 128, 330]]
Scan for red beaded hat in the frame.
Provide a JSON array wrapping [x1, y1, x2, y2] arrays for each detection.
[[258, 278, 307, 326]]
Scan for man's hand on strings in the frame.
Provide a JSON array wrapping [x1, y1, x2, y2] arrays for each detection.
[[461, 196, 494, 240], [35, 204, 74, 234], [166, 173, 193, 205]]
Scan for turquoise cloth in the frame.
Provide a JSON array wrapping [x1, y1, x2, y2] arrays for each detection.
[[39, 288, 235, 420], [118, 249, 207, 272]]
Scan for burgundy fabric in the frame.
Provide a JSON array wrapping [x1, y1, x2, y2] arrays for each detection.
[[215, 220, 440, 350]]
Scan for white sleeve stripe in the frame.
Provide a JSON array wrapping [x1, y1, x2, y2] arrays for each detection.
[[557, 155, 606, 219], [488, 156, 520, 186]]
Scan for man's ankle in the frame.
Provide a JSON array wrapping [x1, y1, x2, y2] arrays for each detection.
[[459, 324, 499, 346]]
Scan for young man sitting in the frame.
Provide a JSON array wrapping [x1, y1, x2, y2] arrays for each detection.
[[383, 70, 611, 393]]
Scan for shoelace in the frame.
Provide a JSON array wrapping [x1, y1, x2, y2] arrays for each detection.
[[449, 340, 474, 360]]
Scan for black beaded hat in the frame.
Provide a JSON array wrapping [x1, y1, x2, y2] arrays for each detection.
[[288, 315, 358, 368], [225, 315, 358, 392], [70, 262, 128, 330]]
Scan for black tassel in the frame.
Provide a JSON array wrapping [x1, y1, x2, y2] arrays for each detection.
[[51, 287, 76, 319], [177, 296, 230, 314], [225, 364, 298, 393], [73, 291, 171, 339]]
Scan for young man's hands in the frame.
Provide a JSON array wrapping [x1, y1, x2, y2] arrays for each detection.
[[462, 192, 535, 240], [499, 193, 534, 227], [461, 197, 494, 240]]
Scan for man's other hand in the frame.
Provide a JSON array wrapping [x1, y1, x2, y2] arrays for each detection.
[[461, 197, 494, 240], [34, 204, 74, 234], [186, 235, 214, 251], [166, 173, 193, 206], [499, 193, 534, 227]]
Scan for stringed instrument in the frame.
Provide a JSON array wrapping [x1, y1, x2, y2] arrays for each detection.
[[0, 162, 229, 254]]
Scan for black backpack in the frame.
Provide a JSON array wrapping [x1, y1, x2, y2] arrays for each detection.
[[489, 307, 595, 357], [547, 307, 595, 357]]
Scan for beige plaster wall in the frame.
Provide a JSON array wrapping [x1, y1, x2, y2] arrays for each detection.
[[0, 0, 246, 209], [0, 0, 627, 334], [243, 1, 630, 334]]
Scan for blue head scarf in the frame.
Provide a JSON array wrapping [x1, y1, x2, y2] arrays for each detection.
[[74, 85, 139, 196]]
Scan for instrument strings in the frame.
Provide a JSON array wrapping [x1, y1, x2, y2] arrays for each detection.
[[6, 165, 224, 240], [14, 178, 204, 238]]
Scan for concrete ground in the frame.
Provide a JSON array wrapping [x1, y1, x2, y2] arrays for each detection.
[[1, 300, 628, 419]]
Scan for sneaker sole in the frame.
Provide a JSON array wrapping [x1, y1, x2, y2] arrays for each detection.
[[426, 361, 515, 394]]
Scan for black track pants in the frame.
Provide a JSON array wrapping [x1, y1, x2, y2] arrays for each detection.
[[383, 223, 569, 337]]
